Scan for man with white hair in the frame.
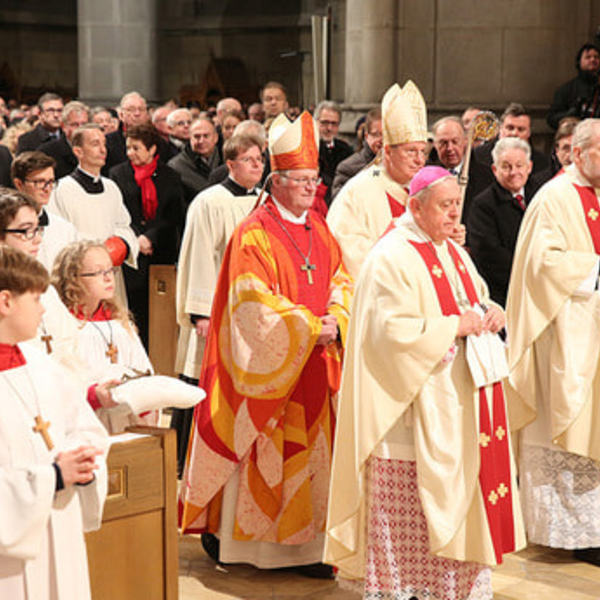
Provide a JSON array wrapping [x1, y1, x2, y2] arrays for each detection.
[[151, 105, 172, 140], [467, 137, 538, 306], [167, 108, 192, 152], [104, 91, 149, 172], [430, 115, 491, 224], [215, 97, 242, 127], [104, 91, 172, 173], [506, 118, 600, 566], [327, 81, 429, 278], [179, 111, 352, 577], [326, 165, 525, 598]]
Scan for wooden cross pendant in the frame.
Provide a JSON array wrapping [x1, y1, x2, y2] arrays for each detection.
[[41, 333, 53, 354], [33, 415, 54, 450], [106, 343, 119, 364], [300, 261, 316, 285]]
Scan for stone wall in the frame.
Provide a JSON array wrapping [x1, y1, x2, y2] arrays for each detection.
[[0, 0, 77, 102], [342, 0, 600, 114]]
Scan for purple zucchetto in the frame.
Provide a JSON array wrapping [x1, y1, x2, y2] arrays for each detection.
[[409, 166, 453, 197]]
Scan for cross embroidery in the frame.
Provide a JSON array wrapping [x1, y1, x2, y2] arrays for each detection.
[[33, 415, 54, 450], [496, 425, 506, 441], [432, 265, 443, 278], [479, 432, 491, 448], [589, 208, 599, 221], [300, 261, 316, 285], [458, 262, 466, 273], [488, 490, 499, 505], [497, 482, 509, 498]]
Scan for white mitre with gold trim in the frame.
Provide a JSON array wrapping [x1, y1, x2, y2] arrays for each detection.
[[382, 80, 428, 146]]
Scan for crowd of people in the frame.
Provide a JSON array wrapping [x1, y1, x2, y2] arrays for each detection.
[[3, 39, 600, 600]]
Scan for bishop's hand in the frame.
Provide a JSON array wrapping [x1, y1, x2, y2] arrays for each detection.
[[317, 314, 338, 346], [482, 304, 505, 333], [457, 310, 483, 337]]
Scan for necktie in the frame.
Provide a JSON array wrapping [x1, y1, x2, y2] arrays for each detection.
[[514, 194, 526, 211]]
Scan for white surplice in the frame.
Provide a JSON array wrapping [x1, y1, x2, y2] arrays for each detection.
[[0, 345, 108, 600], [175, 183, 256, 378], [22, 285, 85, 378], [75, 318, 157, 433], [37, 211, 79, 273], [50, 175, 139, 306]]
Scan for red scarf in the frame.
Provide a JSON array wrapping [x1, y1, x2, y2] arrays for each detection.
[[0, 343, 25, 371], [132, 155, 159, 220]]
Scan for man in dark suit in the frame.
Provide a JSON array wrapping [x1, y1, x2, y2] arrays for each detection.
[[471, 103, 549, 194], [103, 91, 172, 174], [0, 145, 11, 187], [16, 92, 64, 153], [37, 101, 89, 179], [331, 108, 382, 198], [314, 100, 353, 206], [428, 115, 491, 226], [467, 137, 540, 306]]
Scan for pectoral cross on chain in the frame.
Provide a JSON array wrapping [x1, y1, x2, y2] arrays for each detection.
[[33, 415, 54, 450], [300, 260, 316, 285], [106, 343, 119, 364], [41, 333, 53, 354]]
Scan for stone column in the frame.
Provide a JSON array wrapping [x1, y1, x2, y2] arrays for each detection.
[[344, 0, 397, 106], [78, 0, 157, 105]]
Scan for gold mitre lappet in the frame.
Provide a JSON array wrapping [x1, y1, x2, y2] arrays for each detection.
[[382, 80, 427, 146], [269, 111, 319, 171]]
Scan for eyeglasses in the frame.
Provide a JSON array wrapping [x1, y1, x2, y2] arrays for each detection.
[[236, 156, 265, 165], [2, 225, 45, 240], [43, 108, 63, 114], [80, 267, 117, 279], [282, 175, 322, 187], [318, 119, 340, 127], [174, 120, 191, 127], [25, 178, 56, 191]]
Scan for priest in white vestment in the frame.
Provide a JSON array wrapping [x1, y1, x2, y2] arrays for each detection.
[[326, 81, 429, 279], [49, 124, 138, 306], [325, 167, 525, 599], [172, 133, 262, 473], [506, 117, 600, 565]]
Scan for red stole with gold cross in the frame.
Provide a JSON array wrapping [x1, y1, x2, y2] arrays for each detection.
[[574, 184, 600, 254], [408, 239, 515, 564]]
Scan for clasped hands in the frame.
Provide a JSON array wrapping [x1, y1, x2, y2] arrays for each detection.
[[457, 304, 505, 337], [317, 314, 338, 346]]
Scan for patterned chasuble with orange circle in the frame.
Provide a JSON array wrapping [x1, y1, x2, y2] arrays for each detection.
[[408, 239, 516, 564], [179, 197, 352, 546]]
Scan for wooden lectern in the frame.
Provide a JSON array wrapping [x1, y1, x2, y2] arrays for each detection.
[[86, 427, 178, 600]]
